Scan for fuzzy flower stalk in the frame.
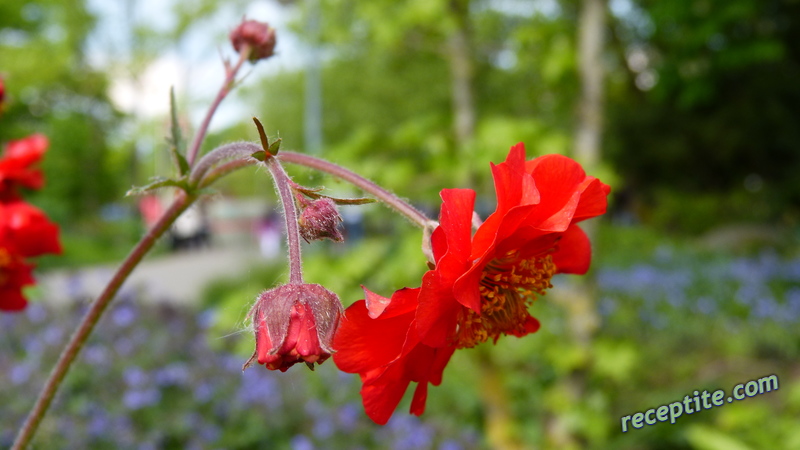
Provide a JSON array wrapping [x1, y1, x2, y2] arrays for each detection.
[[243, 125, 344, 372]]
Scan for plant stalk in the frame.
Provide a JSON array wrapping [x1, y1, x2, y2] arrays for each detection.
[[278, 152, 431, 228], [12, 192, 195, 450]]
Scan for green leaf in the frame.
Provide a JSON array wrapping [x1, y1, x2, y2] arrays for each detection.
[[126, 176, 186, 196], [325, 196, 376, 205], [268, 138, 282, 155], [169, 86, 189, 175]]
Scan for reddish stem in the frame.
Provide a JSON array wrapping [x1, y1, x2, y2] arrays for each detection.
[[277, 152, 432, 228], [265, 158, 305, 285], [186, 48, 249, 166]]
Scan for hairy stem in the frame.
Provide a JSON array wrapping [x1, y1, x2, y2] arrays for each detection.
[[190, 141, 262, 186], [199, 158, 260, 189], [186, 48, 249, 166], [265, 158, 304, 285], [278, 152, 431, 228], [12, 192, 195, 450]]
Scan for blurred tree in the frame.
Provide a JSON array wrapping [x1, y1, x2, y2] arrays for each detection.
[[244, 0, 583, 209], [607, 0, 800, 231], [0, 0, 124, 225]]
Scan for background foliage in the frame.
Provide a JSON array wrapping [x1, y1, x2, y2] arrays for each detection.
[[2, 0, 799, 448]]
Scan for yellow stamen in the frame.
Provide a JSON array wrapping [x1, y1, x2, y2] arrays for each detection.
[[455, 252, 556, 348]]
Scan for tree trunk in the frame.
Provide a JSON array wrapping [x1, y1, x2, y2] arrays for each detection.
[[546, 0, 607, 447], [447, 0, 476, 149], [574, 0, 606, 170]]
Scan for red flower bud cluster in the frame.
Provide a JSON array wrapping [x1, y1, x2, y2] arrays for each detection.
[[0, 81, 62, 311], [229, 19, 277, 62]]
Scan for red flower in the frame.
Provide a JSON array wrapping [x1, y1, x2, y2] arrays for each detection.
[[0, 200, 62, 311], [243, 283, 343, 372], [333, 143, 611, 424], [0, 134, 49, 201]]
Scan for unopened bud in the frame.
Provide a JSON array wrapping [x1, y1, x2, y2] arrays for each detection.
[[229, 19, 277, 62], [298, 197, 344, 243], [244, 283, 343, 372]]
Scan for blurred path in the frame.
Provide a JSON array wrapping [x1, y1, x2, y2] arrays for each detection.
[[38, 246, 263, 306]]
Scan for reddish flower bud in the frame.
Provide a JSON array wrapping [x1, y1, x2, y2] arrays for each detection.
[[244, 283, 343, 372], [229, 19, 277, 62], [298, 197, 344, 243]]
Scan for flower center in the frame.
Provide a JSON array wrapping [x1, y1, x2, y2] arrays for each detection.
[[455, 251, 556, 349]]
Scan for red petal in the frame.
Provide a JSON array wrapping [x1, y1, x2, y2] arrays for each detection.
[[427, 344, 456, 386], [294, 303, 322, 358], [435, 189, 475, 279], [363, 286, 419, 319], [415, 270, 461, 348], [1, 201, 62, 256], [572, 177, 611, 223], [507, 316, 541, 337], [4, 134, 48, 160], [0, 286, 29, 311], [333, 299, 416, 375], [524, 154, 588, 231], [471, 143, 539, 258], [551, 225, 592, 274], [410, 381, 428, 417], [359, 363, 412, 425]]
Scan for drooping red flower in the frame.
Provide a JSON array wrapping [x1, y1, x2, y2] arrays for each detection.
[[243, 283, 343, 372], [0, 200, 62, 311], [0, 134, 49, 201], [333, 143, 611, 424]]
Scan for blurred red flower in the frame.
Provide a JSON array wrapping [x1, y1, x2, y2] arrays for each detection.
[[0, 200, 62, 311], [333, 143, 611, 424], [0, 134, 49, 201]]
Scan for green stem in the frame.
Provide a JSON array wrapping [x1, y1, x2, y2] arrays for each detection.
[[12, 192, 196, 450], [278, 152, 432, 228]]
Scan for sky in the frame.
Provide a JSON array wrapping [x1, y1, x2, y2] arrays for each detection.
[[85, 0, 306, 131]]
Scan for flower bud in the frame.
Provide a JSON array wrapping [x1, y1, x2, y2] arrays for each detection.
[[244, 283, 343, 372], [229, 19, 277, 62], [298, 197, 344, 243]]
